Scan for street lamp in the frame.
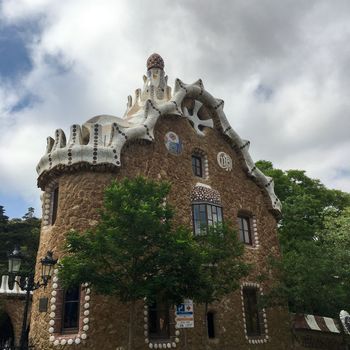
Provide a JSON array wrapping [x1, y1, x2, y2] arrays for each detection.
[[8, 246, 22, 275], [8, 247, 57, 350]]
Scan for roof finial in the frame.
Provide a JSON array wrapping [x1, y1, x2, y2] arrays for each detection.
[[147, 53, 164, 70]]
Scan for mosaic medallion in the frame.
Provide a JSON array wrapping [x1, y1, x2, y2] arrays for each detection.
[[164, 131, 183, 155], [217, 152, 232, 171]]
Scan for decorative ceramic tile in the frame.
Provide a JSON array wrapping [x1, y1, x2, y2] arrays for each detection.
[[164, 131, 183, 155], [217, 152, 232, 172]]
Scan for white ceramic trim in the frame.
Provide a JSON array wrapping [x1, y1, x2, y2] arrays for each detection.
[[42, 180, 58, 227], [240, 282, 269, 344], [49, 268, 90, 346], [144, 302, 179, 349], [0, 275, 29, 295], [183, 100, 214, 136], [36, 67, 281, 215], [251, 216, 260, 248]]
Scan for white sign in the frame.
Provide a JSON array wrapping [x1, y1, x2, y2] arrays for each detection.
[[175, 299, 194, 328], [217, 152, 232, 171]]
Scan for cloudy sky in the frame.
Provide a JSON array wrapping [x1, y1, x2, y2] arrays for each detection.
[[0, 0, 349, 218]]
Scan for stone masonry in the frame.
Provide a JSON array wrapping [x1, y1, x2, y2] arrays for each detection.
[[28, 54, 319, 349]]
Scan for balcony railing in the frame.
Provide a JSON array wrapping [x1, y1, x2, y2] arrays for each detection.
[[0, 275, 29, 295]]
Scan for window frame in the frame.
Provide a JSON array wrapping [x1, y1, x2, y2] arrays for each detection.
[[192, 202, 223, 235], [148, 299, 170, 340], [237, 215, 253, 245], [192, 154, 203, 177], [242, 287, 264, 337], [51, 186, 59, 225], [207, 311, 216, 339], [61, 286, 81, 334]]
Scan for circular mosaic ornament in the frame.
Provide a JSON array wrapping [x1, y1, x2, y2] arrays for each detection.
[[164, 132, 182, 155], [217, 152, 232, 171]]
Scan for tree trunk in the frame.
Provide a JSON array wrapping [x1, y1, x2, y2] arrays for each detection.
[[128, 300, 136, 350]]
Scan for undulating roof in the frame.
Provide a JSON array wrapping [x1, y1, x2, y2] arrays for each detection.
[[36, 53, 281, 216]]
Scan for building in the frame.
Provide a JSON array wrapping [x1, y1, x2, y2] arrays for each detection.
[[17, 54, 341, 349]]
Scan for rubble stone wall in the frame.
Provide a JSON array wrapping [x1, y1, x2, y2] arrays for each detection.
[[30, 115, 293, 349]]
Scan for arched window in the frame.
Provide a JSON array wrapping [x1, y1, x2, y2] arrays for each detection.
[[191, 184, 222, 235], [0, 313, 15, 348]]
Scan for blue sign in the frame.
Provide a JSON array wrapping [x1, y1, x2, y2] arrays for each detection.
[[175, 299, 194, 328]]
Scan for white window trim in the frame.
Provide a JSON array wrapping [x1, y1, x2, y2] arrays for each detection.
[[238, 214, 260, 249], [43, 180, 59, 227], [143, 302, 180, 348], [48, 267, 91, 346], [240, 282, 269, 344]]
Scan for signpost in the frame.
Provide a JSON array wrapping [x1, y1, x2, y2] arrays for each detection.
[[175, 299, 194, 329]]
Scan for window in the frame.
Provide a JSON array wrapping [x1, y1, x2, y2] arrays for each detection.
[[243, 288, 264, 337], [192, 203, 223, 235], [62, 286, 80, 333], [192, 155, 203, 177], [148, 300, 170, 339], [51, 186, 59, 225], [191, 149, 208, 178], [237, 215, 252, 245], [207, 312, 215, 339]]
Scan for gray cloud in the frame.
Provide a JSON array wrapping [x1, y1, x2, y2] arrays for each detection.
[[1, 0, 350, 216]]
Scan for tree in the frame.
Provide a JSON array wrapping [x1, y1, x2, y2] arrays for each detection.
[[0, 206, 40, 275], [195, 225, 250, 304], [59, 177, 249, 350], [257, 161, 350, 250], [22, 207, 35, 221], [0, 206, 9, 226], [256, 161, 350, 316]]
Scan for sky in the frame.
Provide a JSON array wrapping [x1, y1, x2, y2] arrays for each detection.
[[0, 0, 349, 219]]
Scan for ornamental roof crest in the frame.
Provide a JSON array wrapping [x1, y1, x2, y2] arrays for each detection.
[[36, 54, 281, 216]]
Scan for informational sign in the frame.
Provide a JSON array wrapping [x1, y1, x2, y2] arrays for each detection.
[[39, 297, 48, 312], [175, 299, 194, 328]]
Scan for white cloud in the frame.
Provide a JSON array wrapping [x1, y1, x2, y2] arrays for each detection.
[[1, 0, 350, 216]]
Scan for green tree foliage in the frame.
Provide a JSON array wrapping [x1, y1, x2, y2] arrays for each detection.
[[59, 177, 249, 349], [0, 206, 41, 275], [22, 207, 35, 220], [257, 161, 350, 316], [0, 206, 9, 225], [195, 226, 250, 303]]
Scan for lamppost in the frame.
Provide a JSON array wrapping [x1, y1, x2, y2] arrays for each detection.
[[8, 247, 57, 350]]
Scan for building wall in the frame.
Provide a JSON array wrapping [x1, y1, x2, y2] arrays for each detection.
[[30, 113, 293, 349], [1, 297, 29, 347]]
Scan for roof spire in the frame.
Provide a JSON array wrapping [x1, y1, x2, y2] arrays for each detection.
[[147, 53, 164, 70], [124, 54, 171, 119]]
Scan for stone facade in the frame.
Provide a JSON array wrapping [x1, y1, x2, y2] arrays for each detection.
[[27, 54, 343, 349], [0, 297, 28, 347]]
